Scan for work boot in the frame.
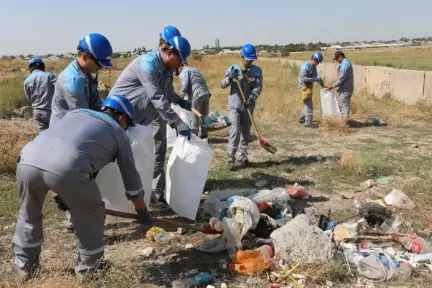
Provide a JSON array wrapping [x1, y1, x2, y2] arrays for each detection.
[[15, 264, 40, 282], [237, 159, 250, 168], [227, 159, 235, 171]]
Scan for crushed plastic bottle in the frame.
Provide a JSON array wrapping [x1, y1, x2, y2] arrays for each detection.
[[209, 217, 224, 232], [171, 272, 213, 287], [229, 245, 274, 275], [248, 187, 290, 203], [397, 235, 432, 254], [393, 263, 412, 281]]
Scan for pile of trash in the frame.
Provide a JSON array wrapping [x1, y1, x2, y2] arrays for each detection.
[[189, 179, 431, 286], [204, 110, 231, 130]]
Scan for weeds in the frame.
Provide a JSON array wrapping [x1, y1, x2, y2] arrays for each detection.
[[0, 76, 28, 115]]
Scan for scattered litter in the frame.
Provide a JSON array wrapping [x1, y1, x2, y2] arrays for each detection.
[[393, 263, 412, 281], [184, 269, 200, 277], [145, 227, 166, 241], [145, 227, 180, 242], [357, 253, 390, 282], [384, 189, 415, 209], [195, 237, 227, 253], [209, 217, 224, 232], [411, 143, 419, 149], [185, 243, 194, 249], [375, 176, 393, 185], [206, 285, 216, 288], [365, 199, 386, 207], [333, 223, 358, 243], [397, 235, 432, 254], [172, 272, 213, 287], [341, 192, 355, 199], [250, 214, 277, 238], [378, 217, 402, 234], [230, 245, 273, 275], [270, 214, 334, 263], [255, 180, 268, 188], [248, 187, 290, 203], [203, 196, 229, 218], [287, 184, 309, 200], [137, 247, 153, 257], [221, 283, 228, 288], [205, 110, 232, 130], [360, 179, 376, 190], [177, 228, 185, 235], [370, 116, 380, 125]]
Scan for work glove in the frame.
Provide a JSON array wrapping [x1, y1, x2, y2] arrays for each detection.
[[179, 99, 192, 111], [53, 195, 70, 212], [244, 97, 253, 108], [175, 121, 191, 140], [228, 68, 239, 80], [136, 209, 153, 226]]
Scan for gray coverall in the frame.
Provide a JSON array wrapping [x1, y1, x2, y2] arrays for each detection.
[[178, 66, 211, 137], [23, 70, 57, 132], [13, 109, 144, 276], [331, 58, 354, 118], [49, 59, 101, 229], [298, 61, 324, 126], [109, 50, 184, 201], [221, 64, 263, 162]]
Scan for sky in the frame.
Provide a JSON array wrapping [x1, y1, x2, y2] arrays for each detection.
[[1, 0, 432, 55]]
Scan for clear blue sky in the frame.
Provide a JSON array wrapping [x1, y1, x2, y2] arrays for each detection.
[[1, 0, 431, 55]]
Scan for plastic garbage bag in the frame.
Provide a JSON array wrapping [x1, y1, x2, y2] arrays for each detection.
[[205, 110, 231, 129], [165, 134, 212, 220], [320, 89, 341, 117], [203, 195, 229, 218], [222, 197, 260, 257], [166, 103, 191, 148], [195, 237, 227, 253], [384, 189, 415, 209], [247, 187, 290, 203], [96, 124, 153, 214]]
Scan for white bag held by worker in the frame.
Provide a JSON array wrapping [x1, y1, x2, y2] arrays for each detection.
[[96, 124, 154, 214], [320, 89, 341, 117], [165, 134, 212, 220], [166, 103, 191, 148]]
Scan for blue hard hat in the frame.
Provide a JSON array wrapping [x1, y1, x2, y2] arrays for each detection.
[[101, 95, 136, 126], [241, 44, 257, 61], [78, 33, 113, 67], [159, 26, 181, 42], [167, 36, 191, 65], [312, 52, 324, 63], [29, 58, 43, 66]]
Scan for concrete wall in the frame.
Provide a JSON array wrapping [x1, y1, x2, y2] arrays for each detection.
[[264, 58, 428, 105]]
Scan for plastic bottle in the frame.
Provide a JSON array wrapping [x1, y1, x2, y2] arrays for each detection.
[[256, 245, 274, 258], [171, 272, 213, 287], [229, 245, 273, 275], [397, 236, 432, 254], [393, 263, 412, 281], [248, 188, 290, 203]]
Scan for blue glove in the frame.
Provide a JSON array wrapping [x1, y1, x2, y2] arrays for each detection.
[[136, 209, 153, 226], [229, 68, 239, 80], [180, 99, 192, 111], [176, 121, 191, 140]]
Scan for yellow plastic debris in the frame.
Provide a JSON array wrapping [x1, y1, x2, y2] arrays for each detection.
[[145, 226, 167, 241]]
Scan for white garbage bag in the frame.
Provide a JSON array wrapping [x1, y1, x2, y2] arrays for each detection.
[[320, 89, 341, 117], [96, 124, 154, 213], [165, 134, 212, 220], [166, 103, 191, 148]]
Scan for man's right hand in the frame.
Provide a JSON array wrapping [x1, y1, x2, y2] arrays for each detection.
[[136, 209, 153, 226], [229, 68, 239, 80]]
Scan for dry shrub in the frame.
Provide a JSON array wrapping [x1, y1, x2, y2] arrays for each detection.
[[339, 154, 363, 171], [0, 122, 36, 173], [319, 117, 349, 133], [302, 262, 351, 285]]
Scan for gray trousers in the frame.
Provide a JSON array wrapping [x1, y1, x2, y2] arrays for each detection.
[[339, 92, 352, 118], [13, 164, 105, 276], [151, 114, 167, 200], [227, 109, 251, 162], [33, 110, 50, 133], [299, 97, 313, 126], [189, 95, 210, 138]]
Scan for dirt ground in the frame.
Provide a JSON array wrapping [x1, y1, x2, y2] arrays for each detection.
[[1, 115, 432, 288]]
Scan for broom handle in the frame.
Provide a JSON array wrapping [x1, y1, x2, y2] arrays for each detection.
[[233, 78, 261, 138]]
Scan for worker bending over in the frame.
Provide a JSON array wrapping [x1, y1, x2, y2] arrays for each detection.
[[221, 44, 263, 170], [298, 52, 325, 128], [326, 50, 354, 125], [175, 65, 211, 138], [109, 31, 192, 206], [49, 33, 113, 231], [23, 58, 57, 132], [12, 95, 152, 280]]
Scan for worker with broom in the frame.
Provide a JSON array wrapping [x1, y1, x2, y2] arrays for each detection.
[[109, 32, 192, 207], [220, 44, 263, 170], [325, 50, 354, 126], [174, 65, 211, 139], [12, 95, 152, 280], [23, 58, 57, 133], [49, 33, 114, 232], [298, 52, 325, 128]]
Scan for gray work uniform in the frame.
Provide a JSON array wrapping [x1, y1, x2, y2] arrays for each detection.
[[331, 58, 354, 117], [50, 60, 100, 125], [220, 64, 263, 162], [298, 61, 324, 126], [23, 70, 57, 132], [179, 66, 211, 137], [109, 50, 184, 200], [49, 59, 101, 229], [13, 109, 144, 276]]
